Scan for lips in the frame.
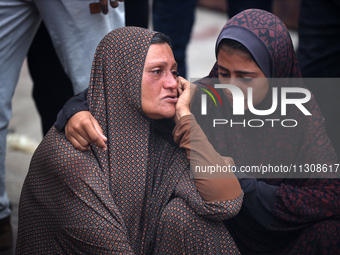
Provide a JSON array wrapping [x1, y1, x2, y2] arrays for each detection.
[[162, 95, 178, 103]]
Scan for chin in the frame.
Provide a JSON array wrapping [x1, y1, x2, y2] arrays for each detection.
[[162, 111, 176, 119], [148, 110, 175, 120], [162, 105, 175, 116]]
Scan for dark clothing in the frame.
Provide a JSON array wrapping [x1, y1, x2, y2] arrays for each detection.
[[54, 88, 88, 132], [125, 0, 148, 28], [297, 0, 340, 78], [227, 0, 272, 18], [153, 0, 197, 78], [297, 0, 340, 161], [28, 22, 74, 135]]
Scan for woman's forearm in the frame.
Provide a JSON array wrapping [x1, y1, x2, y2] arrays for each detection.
[[173, 114, 242, 202]]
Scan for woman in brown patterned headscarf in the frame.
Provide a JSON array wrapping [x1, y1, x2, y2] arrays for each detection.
[[16, 27, 243, 254]]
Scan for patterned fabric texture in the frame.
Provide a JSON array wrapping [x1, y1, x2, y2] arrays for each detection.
[[192, 9, 340, 255], [16, 27, 242, 254]]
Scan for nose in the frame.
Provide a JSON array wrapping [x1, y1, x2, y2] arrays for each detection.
[[163, 71, 178, 90], [220, 77, 247, 98], [228, 77, 247, 95]]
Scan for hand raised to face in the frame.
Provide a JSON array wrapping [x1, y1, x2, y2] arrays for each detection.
[[173, 77, 196, 123]]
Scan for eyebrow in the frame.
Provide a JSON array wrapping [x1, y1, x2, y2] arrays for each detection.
[[146, 61, 178, 68], [217, 64, 257, 75]]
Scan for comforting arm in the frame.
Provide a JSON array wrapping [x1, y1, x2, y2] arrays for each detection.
[[54, 88, 107, 151], [54, 88, 89, 131]]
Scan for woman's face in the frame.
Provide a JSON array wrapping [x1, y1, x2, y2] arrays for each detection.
[[141, 43, 178, 119], [217, 46, 269, 110]]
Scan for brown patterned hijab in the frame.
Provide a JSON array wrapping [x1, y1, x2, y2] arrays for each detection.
[[16, 27, 189, 254], [85, 27, 190, 252]]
